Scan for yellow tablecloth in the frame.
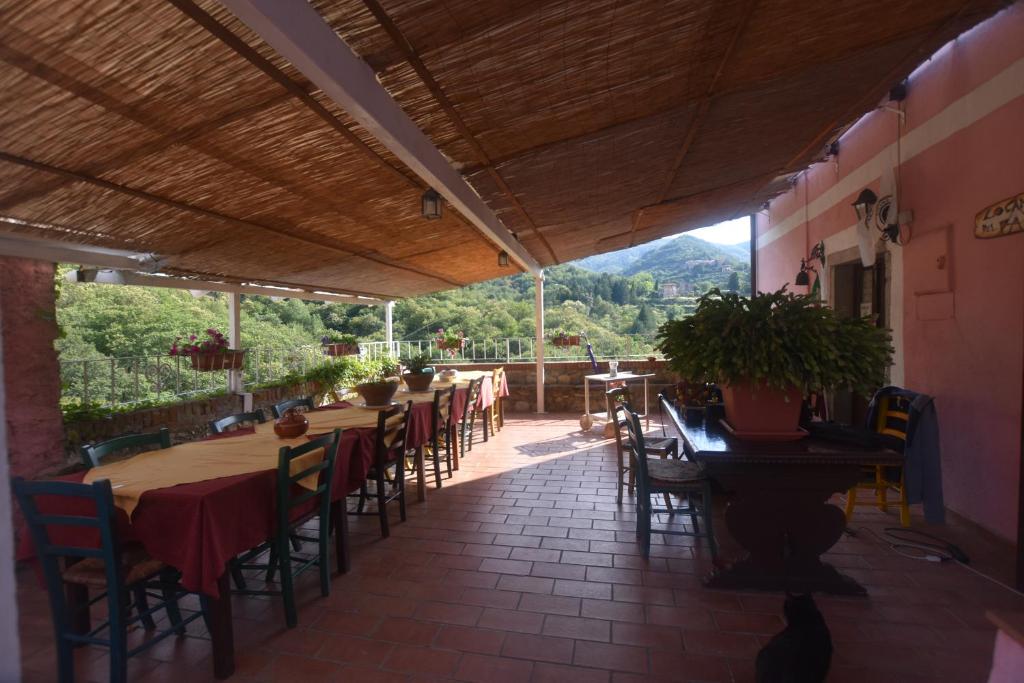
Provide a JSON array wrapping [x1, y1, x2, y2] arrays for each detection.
[[83, 422, 329, 517]]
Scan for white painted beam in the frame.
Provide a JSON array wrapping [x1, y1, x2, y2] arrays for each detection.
[[0, 232, 158, 272], [534, 272, 545, 413], [218, 0, 542, 276], [385, 301, 395, 356], [227, 292, 243, 392], [105, 273, 386, 306]]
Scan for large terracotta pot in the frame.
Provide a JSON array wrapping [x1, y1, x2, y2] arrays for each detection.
[[403, 371, 435, 392], [356, 379, 400, 406], [720, 382, 803, 435]]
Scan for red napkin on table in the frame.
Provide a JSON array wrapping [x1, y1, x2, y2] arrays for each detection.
[[318, 401, 352, 410], [202, 426, 256, 440]]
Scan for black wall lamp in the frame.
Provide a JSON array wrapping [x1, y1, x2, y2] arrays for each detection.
[[794, 241, 826, 287]]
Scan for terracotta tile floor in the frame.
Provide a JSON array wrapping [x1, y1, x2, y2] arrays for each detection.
[[16, 414, 1024, 682]]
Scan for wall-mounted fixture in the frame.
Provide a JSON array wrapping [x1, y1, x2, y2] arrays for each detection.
[[421, 188, 442, 220], [64, 268, 125, 284], [497, 250, 510, 267], [852, 188, 903, 245], [794, 241, 826, 290]]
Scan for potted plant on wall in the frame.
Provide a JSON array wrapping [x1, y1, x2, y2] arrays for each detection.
[[353, 356, 402, 407], [434, 328, 466, 358], [656, 288, 892, 438], [400, 352, 435, 392], [321, 330, 360, 356], [169, 328, 246, 372], [551, 330, 581, 347]]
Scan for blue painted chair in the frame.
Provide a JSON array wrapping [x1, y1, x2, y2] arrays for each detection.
[[209, 409, 266, 434], [229, 429, 341, 628], [271, 397, 315, 419], [79, 428, 171, 469], [11, 477, 206, 683]]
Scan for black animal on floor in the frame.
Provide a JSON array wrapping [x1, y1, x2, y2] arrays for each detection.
[[755, 593, 832, 683]]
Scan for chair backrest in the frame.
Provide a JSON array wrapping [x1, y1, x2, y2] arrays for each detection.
[[276, 429, 341, 534], [376, 401, 412, 461], [272, 397, 315, 419], [607, 388, 630, 453], [209, 409, 266, 434], [621, 403, 651, 490], [491, 367, 505, 395], [432, 385, 456, 436], [11, 477, 127, 634], [874, 394, 911, 446], [80, 428, 171, 469], [461, 377, 483, 421]]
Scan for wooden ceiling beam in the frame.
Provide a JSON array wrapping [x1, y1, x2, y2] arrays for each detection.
[[219, 0, 542, 276], [360, 0, 559, 265], [627, 0, 759, 247], [0, 151, 465, 288]]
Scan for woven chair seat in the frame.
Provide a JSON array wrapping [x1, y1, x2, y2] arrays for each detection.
[[646, 459, 705, 486], [62, 544, 165, 588], [646, 437, 677, 454]]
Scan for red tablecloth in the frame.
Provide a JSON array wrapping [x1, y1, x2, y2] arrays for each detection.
[[15, 394, 474, 597]]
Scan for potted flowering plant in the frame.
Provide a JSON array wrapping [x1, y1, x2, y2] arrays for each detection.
[[353, 357, 402, 406], [321, 330, 360, 356], [169, 328, 246, 372], [657, 288, 892, 438], [551, 330, 580, 347], [434, 328, 466, 358]]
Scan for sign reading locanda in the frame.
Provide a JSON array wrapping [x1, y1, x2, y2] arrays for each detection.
[[975, 192, 1024, 239]]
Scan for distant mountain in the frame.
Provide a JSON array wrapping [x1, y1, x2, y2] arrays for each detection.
[[715, 241, 751, 261], [569, 236, 675, 274]]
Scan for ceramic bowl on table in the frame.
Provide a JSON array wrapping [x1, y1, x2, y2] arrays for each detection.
[[273, 409, 309, 438]]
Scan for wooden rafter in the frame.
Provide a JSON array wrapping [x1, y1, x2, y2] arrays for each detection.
[[626, 0, 759, 246], [359, 0, 559, 264], [0, 151, 466, 287]]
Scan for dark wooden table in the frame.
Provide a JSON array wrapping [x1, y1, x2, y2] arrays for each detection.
[[663, 401, 902, 596]]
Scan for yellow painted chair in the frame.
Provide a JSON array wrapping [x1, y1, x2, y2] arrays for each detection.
[[844, 394, 911, 526]]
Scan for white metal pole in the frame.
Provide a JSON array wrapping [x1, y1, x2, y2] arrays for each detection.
[[227, 292, 243, 393], [0, 284, 22, 679], [385, 301, 395, 356], [534, 272, 545, 413]]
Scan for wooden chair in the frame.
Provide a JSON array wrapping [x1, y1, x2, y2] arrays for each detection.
[[80, 428, 171, 469], [425, 385, 456, 488], [844, 393, 911, 526], [621, 404, 717, 559], [230, 429, 341, 628], [350, 402, 411, 538], [607, 387, 679, 503], [489, 367, 506, 434], [11, 477, 206, 682], [271, 396, 315, 419], [459, 377, 485, 455], [209, 409, 266, 434]]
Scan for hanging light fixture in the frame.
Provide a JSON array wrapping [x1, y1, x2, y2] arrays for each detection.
[[852, 188, 878, 225], [421, 188, 442, 220], [794, 259, 812, 286], [793, 242, 825, 288], [497, 250, 510, 267]]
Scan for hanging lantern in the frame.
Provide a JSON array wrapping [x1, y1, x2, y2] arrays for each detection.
[[498, 250, 510, 267], [421, 188, 443, 220], [852, 188, 878, 225]]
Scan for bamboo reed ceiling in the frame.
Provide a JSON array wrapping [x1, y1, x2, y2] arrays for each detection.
[[0, 0, 1008, 296]]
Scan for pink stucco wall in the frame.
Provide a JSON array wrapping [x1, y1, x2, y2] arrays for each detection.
[[755, 4, 1024, 540], [0, 257, 66, 481]]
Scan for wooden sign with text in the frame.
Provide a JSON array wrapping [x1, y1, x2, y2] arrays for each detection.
[[975, 192, 1024, 239]]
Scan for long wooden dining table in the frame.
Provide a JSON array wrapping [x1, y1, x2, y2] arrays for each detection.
[[17, 370, 508, 679]]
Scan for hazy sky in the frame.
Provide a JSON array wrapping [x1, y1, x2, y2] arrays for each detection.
[[684, 217, 751, 245]]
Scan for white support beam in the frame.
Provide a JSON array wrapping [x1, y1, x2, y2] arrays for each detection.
[[219, 0, 542, 276], [112, 273, 386, 306], [0, 232, 158, 272], [385, 301, 395, 356], [534, 272, 545, 413], [227, 292, 243, 393]]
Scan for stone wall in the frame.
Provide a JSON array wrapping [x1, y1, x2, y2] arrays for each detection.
[[436, 360, 679, 414], [62, 380, 323, 469], [1, 257, 66, 480]]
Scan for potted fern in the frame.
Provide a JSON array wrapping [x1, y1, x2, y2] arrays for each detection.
[[656, 288, 892, 438], [321, 330, 360, 356], [400, 352, 435, 392], [353, 357, 402, 407]]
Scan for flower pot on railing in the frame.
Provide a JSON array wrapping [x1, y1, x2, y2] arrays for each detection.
[[190, 349, 246, 372], [322, 343, 360, 356], [552, 335, 580, 347]]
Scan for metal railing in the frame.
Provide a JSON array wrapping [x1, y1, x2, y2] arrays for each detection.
[[361, 335, 660, 363], [60, 345, 336, 409]]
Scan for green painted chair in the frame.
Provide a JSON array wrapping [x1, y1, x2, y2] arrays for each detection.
[[458, 377, 484, 455], [622, 403, 716, 560], [11, 477, 206, 683], [209, 409, 266, 434], [271, 397, 315, 419], [426, 385, 456, 488], [229, 428, 341, 628], [80, 428, 171, 469], [350, 402, 411, 538]]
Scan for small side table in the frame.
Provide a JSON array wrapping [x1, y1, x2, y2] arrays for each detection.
[[581, 372, 655, 433]]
